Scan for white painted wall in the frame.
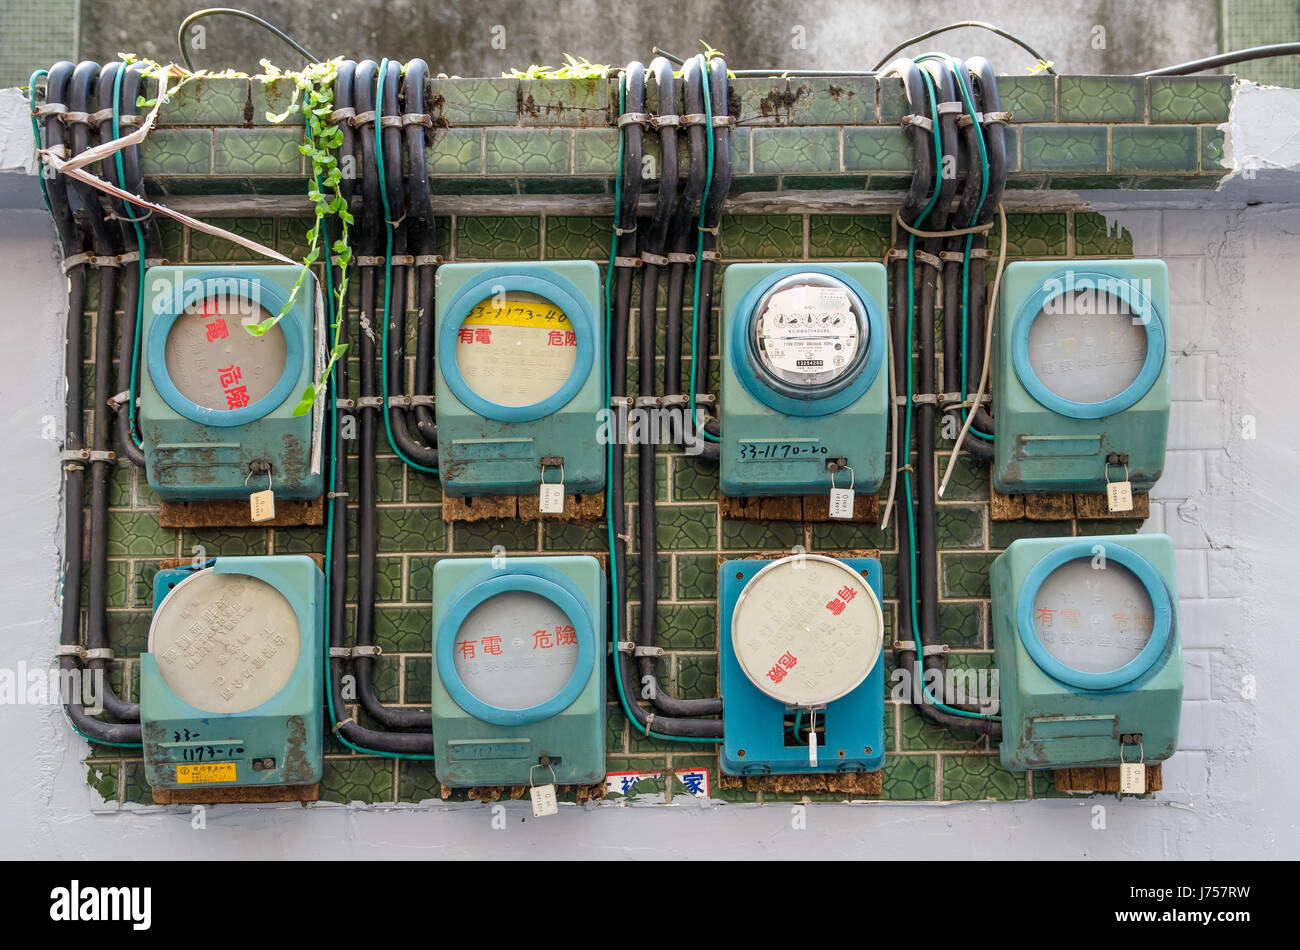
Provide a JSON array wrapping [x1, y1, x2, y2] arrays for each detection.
[[0, 86, 1296, 860]]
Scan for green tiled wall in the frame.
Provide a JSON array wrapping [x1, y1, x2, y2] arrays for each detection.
[[81, 206, 1140, 807]]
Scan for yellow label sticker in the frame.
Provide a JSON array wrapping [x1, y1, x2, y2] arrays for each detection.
[[461, 297, 572, 329], [176, 762, 237, 784]]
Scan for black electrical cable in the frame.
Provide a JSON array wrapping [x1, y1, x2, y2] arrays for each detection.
[[1136, 42, 1300, 77], [176, 7, 318, 72], [402, 58, 440, 455], [873, 21, 1056, 74], [664, 56, 708, 404]]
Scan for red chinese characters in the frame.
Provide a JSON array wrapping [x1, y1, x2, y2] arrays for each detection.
[[217, 365, 248, 410], [546, 330, 577, 347], [204, 318, 228, 342], [766, 651, 798, 683], [457, 327, 494, 344], [825, 584, 858, 616]]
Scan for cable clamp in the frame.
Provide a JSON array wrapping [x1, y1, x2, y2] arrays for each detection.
[[388, 254, 415, 265], [982, 111, 1013, 126], [650, 114, 680, 128], [59, 110, 92, 125], [936, 100, 965, 115], [352, 645, 383, 657], [61, 253, 121, 272], [886, 248, 911, 261], [939, 392, 990, 408], [665, 251, 696, 264], [327, 490, 349, 499], [388, 394, 436, 408], [697, 224, 721, 236], [328, 107, 356, 124], [33, 103, 67, 117], [613, 255, 642, 269], [633, 645, 664, 657], [911, 393, 938, 406], [892, 640, 949, 656], [348, 110, 377, 127], [901, 114, 933, 131], [640, 251, 669, 267], [401, 112, 433, 127], [968, 247, 992, 259], [616, 640, 637, 653], [633, 395, 660, 408], [693, 393, 716, 406], [87, 108, 116, 125], [83, 647, 114, 661], [117, 251, 141, 265], [335, 398, 357, 410], [87, 450, 116, 462], [609, 395, 634, 408], [913, 249, 942, 270], [43, 143, 69, 160], [332, 717, 357, 734], [957, 113, 977, 128], [55, 645, 84, 657], [660, 394, 689, 408], [893, 395, 910, 407], [354, 255, 386, 267], [354, 396, 384, 409], [413, 254, 444, 266], [938, 250, 966, 263], [613, 223, 637, 236], [679, 112, 708, 126], [618, 112, 651, 127], [699, 249, 722, 262], [106, 390, 132, 410], [61, 449, 90, 463], [378, 115, 403, 129], [711, 115, 736, 128], [328, 647, 353, 658]]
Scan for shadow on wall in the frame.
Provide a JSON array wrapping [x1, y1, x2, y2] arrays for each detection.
[[77, 0, 1217, 77]]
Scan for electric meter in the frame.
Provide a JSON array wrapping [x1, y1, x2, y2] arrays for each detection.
[[993, 260, 1170, 495], [990, 534, 1182, 771], [719, 554, 885, 775], [434, 262, 604, 500], [139, 265, 323, 502], [140, 555, 325, 791], [430, 555, 605, 788], [720, 264, 888, 498]]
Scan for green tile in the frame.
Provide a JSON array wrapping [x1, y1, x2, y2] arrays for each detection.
[[396, 759, 440, 802], [878, 77, 909, 123], [451, 518, 537, 553], [430, 77, 519, 125], [796, 77, 878, 125], [783, 175, 869, 191], [85, 762, 118, 802], [997, 75, 1055, 122], [375, 507, 446, 554], [843, 126, 913, 172], [1111, 125, 1199, 172], [990, 518, 1065, 549], [720, 519, 801, 551], [939, 601, 983, 649], [1200, 126, 1228, 171], [675, 554, 718, 600], [942, 754, 1025, 801], [519, 177, 605, 194], [1019, 125, 1107, 172], [807, 519, 892, 552], [941, 552, 996, 598], [1148, 76, 1232, 124], [182, 525, 269, 557], [431, 178, 518, 195], [107, 610, 151, 657], [542, 520, 608, 552], [123, 761, 152, 804], [1073, 211, 1135, 256], [672, 455, 718, 501], [484, 129, 571, 175], [426, 128, 482, 174], [729, 128, 751, 174], [407, 555, 435, 602], [898, 702, 953, 751], [721, 214, 802, 259], [321, 757, 394, 804], [991, 212, 1068, 257], [732, 77, 794, 125], [1058, 76, 1144, 122], [675, 654, 718, 700], [638, 504, 716, 551], [139, 129, 212, 176], [375, 606, 432, 653], [404, 654, 432, 705], [936, 504, 984, 549], [251, 76, 303, 125], [107, 511, 176, 558], [546, 215, 613, 259], [808, 214, 891, 258], [159, 76, 250, 125], [518, 77, 611, 127], [574, 128, 620, 175], [630, 602, 716, 649], [213, 128, 303, 176], [882, 754, 935, 800], [456, 215, 541, 259], [187, 217, 275, 262], [752, 127, 839, 174]]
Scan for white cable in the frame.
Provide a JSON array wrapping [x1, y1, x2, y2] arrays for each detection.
[[938, 203, 1007, 498]]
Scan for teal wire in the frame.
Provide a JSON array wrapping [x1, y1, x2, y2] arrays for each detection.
[[27, 71, 53, 213], [111, 65, 147, 450], [689, 54, 720, 444]]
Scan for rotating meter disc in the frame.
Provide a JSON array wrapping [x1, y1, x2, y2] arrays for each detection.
[[164, 295, 287, 412], [147, 568, 301, 714], [455, 291, 577, 407], [731, 555, 883, 706], [1031, 558, 1156, 675], [752, 273, 866, 389]]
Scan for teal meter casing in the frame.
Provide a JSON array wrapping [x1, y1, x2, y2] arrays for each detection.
[[993, 260, 1170, 495], [719, 264, 889, 497], [140, 555, 325, 790], [991, 533, 1182, 771], [434, 262, 604, 497], [430, 555, 606, 787], [139, 265, 323, 501]]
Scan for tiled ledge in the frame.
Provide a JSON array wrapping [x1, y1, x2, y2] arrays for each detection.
[[139, 73, 1235, 194]]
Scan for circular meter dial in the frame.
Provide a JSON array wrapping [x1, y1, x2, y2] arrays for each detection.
[[164, 296, 287, 412], [455, 291, 577, 407], [148, 568, 301, 714], [731, 555, 883, 706], [451, 590, 580, 710], [1027, 290, 1149, 404], [752, 274, 866, 389], [1031, 558, 1156, 675]]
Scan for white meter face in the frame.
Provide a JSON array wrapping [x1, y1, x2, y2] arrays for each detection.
[[1027, 290, 1148, 404], [452, 591, 579, 710], [752, 275, 865, 388], [148, 569, 301, 714], [731, 555, 883, 706], [164, 296, 287, 411], [455, 291, 577, 407], [1032, 559, 1156, 675]]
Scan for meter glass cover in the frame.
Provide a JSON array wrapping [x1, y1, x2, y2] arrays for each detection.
[[164, 296, 288, 412], [731, 555, 882, 706], [455, 291, 577, 407], [752, 274, 865, 388], [1032, 558, 1156, 675], [148, 569, 301, 714], [452, 590, 579, 710], [1026, 290, 1149, 404]]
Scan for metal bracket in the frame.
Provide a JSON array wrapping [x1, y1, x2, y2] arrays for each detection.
[[354, 396, 384, 409], [893, 640, 950, 656], [901, 114, 933, 131], [633, 645, 664, 657], [613, 255, 642, 269], [640, 251, 669, 267]]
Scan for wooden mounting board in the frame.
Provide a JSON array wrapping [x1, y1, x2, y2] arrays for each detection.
[[158, 495, 325, 528], [151, 782, 321, 805], [442, 491, 605, 523], [719, 492, 880, 523]]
